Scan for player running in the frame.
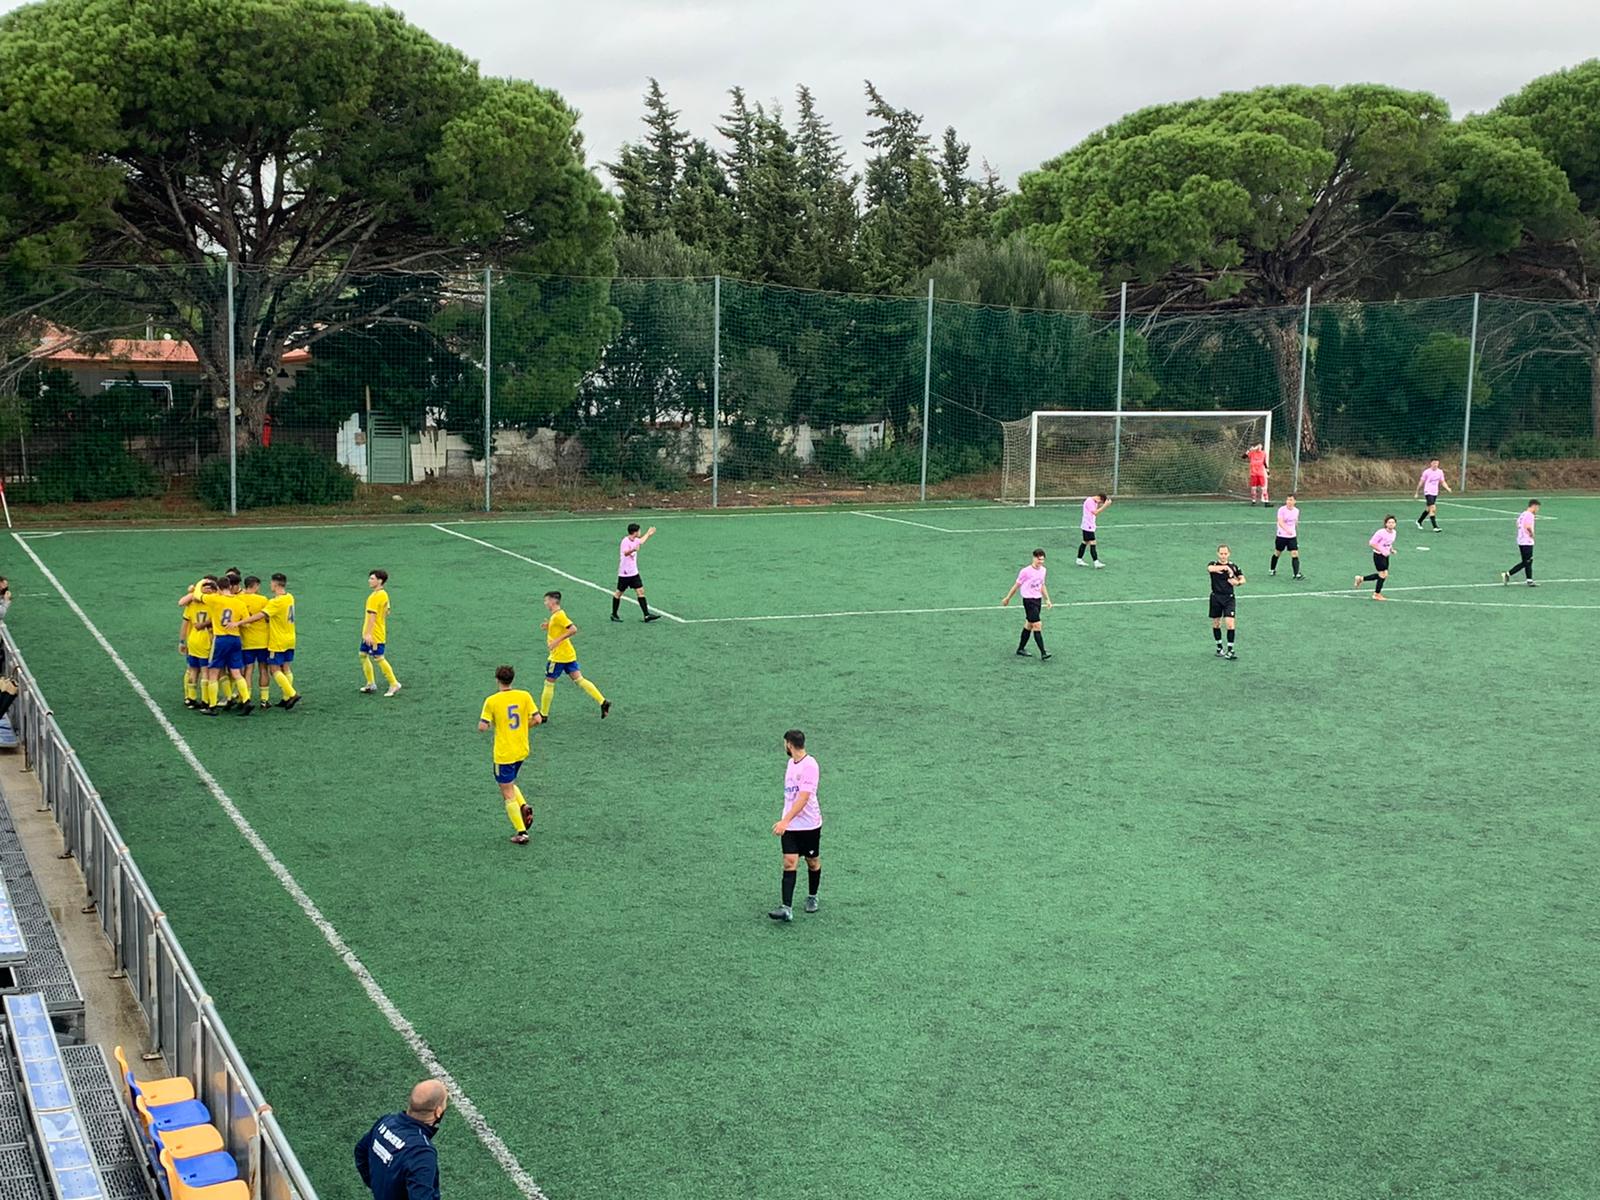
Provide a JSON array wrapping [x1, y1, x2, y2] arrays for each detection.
[[359, 569, 401, 697], [1245, 442, 1269, 505], [1414, 458, 1451, 530], [1001, 549, 1053, 659], [1501, 499, 1541, 587], [769, 728, 821, 922], [479, 665, 542, 846], [1271, 495, 1304, 579], [611, 523, 662, 623], [1354, 516, 1398, 600], [539, 591, 609, 720], [1208, 545, 1245, 658], [1076, 493, 1110, 568]]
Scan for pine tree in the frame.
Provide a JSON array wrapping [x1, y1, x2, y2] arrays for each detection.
[[793, 85, 860, 290], [672, 138, 734, 261], [607, 142, 660, 236], [640, 78, 687, 226], [715, 87, 761, 273], [938, 126, 971, 212], [745, 106, 806, 284]]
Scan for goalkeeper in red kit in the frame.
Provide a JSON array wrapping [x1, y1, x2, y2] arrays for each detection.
[[1244, 443, 1269, 505]]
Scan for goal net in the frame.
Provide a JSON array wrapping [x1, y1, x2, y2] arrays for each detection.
[[1000, 410, 1273, 504]]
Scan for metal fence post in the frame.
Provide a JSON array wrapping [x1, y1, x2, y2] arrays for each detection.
[[919, 278, 934, 502], [226, 260, 237, 516], [711, 274, 721, 509], [483, 268, 493, 513], [1459, 291, 1481, 493], [1293, 287, 1311, 494], [1111, 282, 1127, 495]]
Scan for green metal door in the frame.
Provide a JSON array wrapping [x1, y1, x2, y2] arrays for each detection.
[[368, 413, 410, 484]]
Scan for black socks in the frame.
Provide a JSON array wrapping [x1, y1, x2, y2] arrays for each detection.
[[781, 869, 796, 907], [638, 596, 651, 616], [808, 867, 821, 896], [1032, 630, 1046, 653], [611, 595, 621, 617], [1018, 628, 1032, 652]]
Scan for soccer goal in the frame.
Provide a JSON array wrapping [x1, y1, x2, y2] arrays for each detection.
[[999, 410, 1274, 505]]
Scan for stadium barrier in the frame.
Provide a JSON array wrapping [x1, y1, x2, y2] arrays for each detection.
[[0, 626, 320, 1200], [2, 266, 1599, 514]]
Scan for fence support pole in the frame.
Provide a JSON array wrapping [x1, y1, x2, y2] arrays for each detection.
[[1111, 282, 1127, 495], [1293, 286, 1311, 494], [711, 275, 721, 509], [919, 278, 934, 503], [483, 269, 493, 513], [226, 260, 237, 517], [1459, 292, 1480, 494]]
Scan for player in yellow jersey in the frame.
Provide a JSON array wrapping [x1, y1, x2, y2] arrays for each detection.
[[538, 590, 608, 721], [179, 576, 217, 709], [235, 576, 272, 710], [478, 664, 542, 845], [359, 569, 401, 697], [263, 573, 300, 708], [179, 576, 251, 716]]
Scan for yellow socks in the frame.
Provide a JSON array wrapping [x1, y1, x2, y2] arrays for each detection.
[[578, 678, 605, 706], [184, 676, 197, 702], [272, 669, 298, 700], [203, 679, 218, 707], [378, 659, 399, 688], [504, 789, 528, 832], [539, 681, 555, 717], [361, 657, 375, 687]]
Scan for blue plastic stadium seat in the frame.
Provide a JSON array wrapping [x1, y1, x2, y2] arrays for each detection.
[[146, 1098, 211, 1133], [168, 1149, 238, 1190]]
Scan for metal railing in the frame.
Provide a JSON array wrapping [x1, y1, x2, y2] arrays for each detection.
[[1, 626, 319, 1200]]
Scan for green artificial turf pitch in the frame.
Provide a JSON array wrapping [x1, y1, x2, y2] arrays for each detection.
[[4, 496, 1597, 1200]]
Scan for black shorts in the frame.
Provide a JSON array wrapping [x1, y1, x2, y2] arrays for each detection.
[[1209, 595, 1236, 619], [781, 827, 821, 858], [1518, 544, 1534, 563], [616, 574, 643, 592], [1424, 494, 1438, 506], [1275, 536, 1298, 552], [1080, 529, 1096, 543], [1372, 553, 1390, 572], [1022, 597, 1043, 622]]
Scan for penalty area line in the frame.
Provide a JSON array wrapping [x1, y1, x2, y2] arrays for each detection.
[[9, 531, 551, 1200], [430, 524, 687, 623]]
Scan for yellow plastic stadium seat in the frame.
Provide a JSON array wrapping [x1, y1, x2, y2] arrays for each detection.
[[114, 1045, 195, 1109], [135, 1095, 224, 1157], [160, 1149, 249, 1200]]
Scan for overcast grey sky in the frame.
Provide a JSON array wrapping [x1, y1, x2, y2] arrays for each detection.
[[5, 0, 1598, 185]]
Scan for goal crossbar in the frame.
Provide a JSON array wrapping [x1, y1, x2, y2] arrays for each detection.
[[1018, 409, 1273, 506]]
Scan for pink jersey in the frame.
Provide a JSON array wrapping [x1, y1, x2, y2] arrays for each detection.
[[1015, 564, 1046, 599], [1517, 510, 1536, 546], [1081, 496, 1100, 531], [1276, 505, 1299, 536], [618, 536, 643, 576], [1370, 527, 1396, 555], [782, 755, 821, 831], [1419, 467, 1445, 496]]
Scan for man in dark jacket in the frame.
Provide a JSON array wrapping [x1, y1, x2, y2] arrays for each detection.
[[355, 1080, 447, 1199]]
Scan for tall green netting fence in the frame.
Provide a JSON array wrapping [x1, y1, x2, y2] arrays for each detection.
[[1, 266, 1597, 516]]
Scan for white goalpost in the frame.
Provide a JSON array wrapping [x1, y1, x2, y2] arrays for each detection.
[[1001, 409, 1274, 506]]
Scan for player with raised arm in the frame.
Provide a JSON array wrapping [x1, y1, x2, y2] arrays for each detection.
[[769, 729, 821, 922], [1001, 549, 1053, 659], [1245, 442, 1269, 505], [611, 523, 662, 623], [1076, 493, 1110, 568], [1415, 458, 1451, 530], [478, 665, 542, 846], [1355, 516, 1398, 600], [539, 591, 609, 720], [180, 576, 251, 715], [1271, 494, 1304, 579], [359, 569, 401, 697], [179, 576, 217, 710], [1208, 545, 1245, 658], [1501, 499, 1541, 587]]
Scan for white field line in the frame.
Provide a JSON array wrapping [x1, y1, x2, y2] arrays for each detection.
[[680, 577, 1600, 623], [431, 524, 687, 623], [856, 512, 1510, 535], [10, 532, 549, 1200], [849, 511, 953, 532], [1323, 592, 1600, 611], [1441, 500, 1545, 517]]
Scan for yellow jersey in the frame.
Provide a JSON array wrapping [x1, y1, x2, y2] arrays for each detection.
[[184, 609, 213, 658], [199, 592, 244, 638], [237, 592, 269, 650], [480, 689, 536, 764], [364, 588, 390, 645], [263, 593, 297, 652], [545, 608, 577, 663]]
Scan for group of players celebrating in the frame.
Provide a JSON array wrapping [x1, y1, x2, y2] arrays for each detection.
[[177, 569, 299, 714], [1007, 461, 1544, 663]]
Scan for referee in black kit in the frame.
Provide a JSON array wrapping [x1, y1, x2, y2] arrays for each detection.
[[1207, 544, 1245, 659]]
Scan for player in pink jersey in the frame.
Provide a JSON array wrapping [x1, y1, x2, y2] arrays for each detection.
[[1270, 494, 1304, 579], [1501, 499, 1540, 587], [769, 729, 822, 921], [611, 523, 661, 622], [1414, 458, 1451, 530], [1076, 493, 1110, 568], [1001, 549, 1054, 660], [1354, 515, 1398, 599]]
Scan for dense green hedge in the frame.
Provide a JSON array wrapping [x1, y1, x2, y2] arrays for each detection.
[[195, 442, 357, 510]]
